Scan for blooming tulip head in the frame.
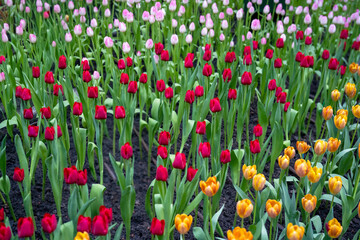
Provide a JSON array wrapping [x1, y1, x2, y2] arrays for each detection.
[[156, 165, 168, 181], [252, 173, 266, 191], [266, 199, 282, 218], [334, 114, 347, 130], [284, 146, 296, 159], [331, 89, 340, 101], [41, 213, 57, 233], [327, 137, 341, 152], [287, 223, 305, 240], [294, 159, 311, 178], [150, 218, 165, 235], [250, 139, 260, 154], [187, 166, 198, 182], [121, 142, 133, 159], [326, 218, 342, 238], [236, 199, 253, 218], [74, 232, 90, 240], [329, 176, 342, 195], [278, 155, 290, 170], [17, 217, 34, 238], [91, 215, 108, 236], [314, 140, 327, 155], [296, 141, 311, 154], [302, 194, 317, 213], [227, 227, 253, 240], [322, 106, 333, 120], [174, 214, 193, 235], [210, 97, 221, 113], [77, 215, 91, 233], [220, 149, 231, 164], [173, 152, 186, 170], [242, 164, 257, 180], [199, 176, 220, 197], [352, 105, 360, 118], [344, 82, 356, 99], [307, 167, 322, 183]]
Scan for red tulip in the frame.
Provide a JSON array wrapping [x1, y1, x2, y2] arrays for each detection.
[[121, 142, 133, 159], [277, 92, 287, 103], [252, 41, 259, 50], [328, 58, 339, 70], [351, 41, 360, 50], [21, 88, 32, 101], [158, 131, 171, 145], [243, 46, 251, 56], [127, 81, 138, 94], [17, 217, 34, 238], [126, 57, 133, 67], [205, 44, 211, 51], [300, 56, 310, 68], [185, 90, 195, 104], [284, 102, 290, 112], [139, 73, 148, 83], [338, 65, 346, 76], [223, 68, 232, 82], [156, 79, 165, 92], [276, 38, 284, 48], [220, 149, 231, 164], [99, 206, 113, 223], [340, 29, 348, 39], [82, 60, 90, 71], [53, 84, 64, 96], [0, 56, 5, 64], [83, 71, 92, 83], [164, 87, 173, 99], [305, 36, 312, 45], [265, 49, 273, 59], [118, 59, 126, 70], [202, 63, 212, 77], [274, 58, 282, 68], [77, 215, 91, 233], [120, 73, 129, 84], [241, 71, 252, 85], [307, 56, 314, 67], [322, 49, 330, 60], [91, 215, 108, 236], [296, 30, 304, 40], [56, 125, 62, 138], [198, 142, 211, 158], [32, 66, 40, 78], [203, 50, 212, 61], [173, 152, 186, 170], [150, 218, 165, 236], [155, 42, 164, 55], [295, 51, 305, 62], [156, 165, 168, 181], [77, 169, 87, 185], [253, 124, 263, 137], [64, 166, 78, 184], [44, 127, 55, 141], [275, 87, 283, 97], [228, 88, 237, 100], [157, 146, 168, 159], [87, 86, 98, 98], [0, 208, 4, 222], [243, 54, 252, 65], [95, 105, 107, 119], [196, 121, 206, 135], [41, 213, 57, 233], [195, 85, 204, 97], [184, 53, 194, 68], [115, 106, 125, 119], [28, 125, 39, 138], [250, 139, 261, 154], [210, 97, 221, 112], [225, 51, 236, 63], [268, 79, 277, 91], [40, 107, 51, 119], [161, 50, 169, 61], [23, 108, 33, 119], [0, 223, 11, 240], [44, 71, 54, 84], [15, 86, 23, 98], [13, 167, 24, 182], [58, 55, 67, 69], [73, 102, 83, 116], [187, 166, 198, 182]]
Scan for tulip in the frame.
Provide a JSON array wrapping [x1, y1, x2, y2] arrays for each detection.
[[265, 49, 273, 59], [95, 105, 107, 119], [278, 155, 290, 169], [195, 85, 204, 97], [82, 71, 92, 83], [156, 79, 165, 92], [174, 214, 193, 235], [242, 165, 257, 180], [352, 105, 360, 119], [329, 176, 342, 195], [27, 125, 39, 138], [284, 102, 291, 112], [274, 58, 282, 68], [120, 73, 129, 84], [198, 142, 211, 158], [76, 169, 87, 186], [210, 97, 221, 112], [77, 215, 91, 233], [314, 140, 327, 155], [243, 54, 252, 65], [126, 57, 132, 67], [340, 29, 348, 39], [155, 42, 164, 55], [250, 139, 260, 154], [322, 106, 333, 120], [228, 88, 237, 100], [305, 36, 312, 45], [150, 218, 165, 235], [252, 173, 266, 191], [328, 58, 339, 70], [302, 194, 317, 213], [268, 79, 276, 91], [114, 106, 125, 119], [73, 102, 83, 116], [286, 223, 305, 240], [185, 90, 195, 104], [0, 223, 11, 240], [284, 146, 296, 159], [223, 68, 232, 82], [41, 213, 57, 233], [74, 232, 90, 240], [227, 227, 253, 240], [40, 107, 51, 119], [118, 59, 125, 70], [187, 166, 198, 182], [161, 50, 169, 61], [308, 167, 322, 183], [266, 199, 282, 218], [345, 82, 356, 99], [276, 38, 284, 48], [53, 84, 64, 96], [220, 149, 231, 164], [64, 166, 78, 184], [157, 146, 168, 159], [17, 217, 34, 238], [87, 86, 98, 98], [195, 121, 206, 135], [158, 131, 171, 145], [241, 71, 252, 85], [99, 206, 112, 223], [199, 176, 220, 197], [139, 73, 148, 84], [334, 114, 347, 130], [296, 30, 304, 40], [13, 167, 24, 182], [296, 141, 311, 154], [236, 199, 253, 218], [225, 51, 236, 63], [322, 49, 330, 60], [0, 56, 5, 64], [184, 53, 194, 68], [58, 55, 67, 69], [202, 63, 212, 77], [44, 71, 54, 84], [32, 66, 40, 78], [91, 215, 108, 236], [127, 81, 138, 94], [350, 63, 359, 74], [121, 142, 133, 159], [23, 108, 33, 119], [173, 152, 186, 170], [327, 137, 341, 152], [156, 165, 168, 181], [203, 50, 212, 61], [294, 159, 311, 178], [326, 218, 342, 238]]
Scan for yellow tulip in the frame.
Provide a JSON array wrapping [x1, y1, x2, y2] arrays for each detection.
[[242, 164, 257, 180], [174, 214, 193, 235], [307, 167, 322, 183], [74, 232, 90, 240], [350, 63, 359, 74], [329, 176, 342, 195], [287, 223, 305, 240], [336, 109, 348, 117], [284, 146, 296, 159], [327, 138, 341, 152], [322, 106, 333, 120], [331, 89, 340, 102], [314, 140, 327, 155], [358, 202, 360, 218], [326, 218, 342, 238], [278, 155, 290, 170], [236, 199, 253, 218], [294, 159, 311, 178], [352, 105, 360, 118], [227, 227, 253, 240], [358, 143, 360, 159], [302, 194, 317, 213], [265, 199, 282, 218], [296, 141, 311, 154], [345, 82, 356, 99], [252, 173, 266, 191], [199, 176, 220, 197], [334, 114, 347, 130]]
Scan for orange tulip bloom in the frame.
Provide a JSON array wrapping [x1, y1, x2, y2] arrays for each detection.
[[329, 176, 342, 195], [278, 155, 290, 170], [302, 194, 317, 213], [199, 176, 220, 197], [227, 227, 253, 240], [284, 146, 296, 159], [327, 138, 341, 152], [307, 167, 322, 183], [331, 89, 340, 101], [294, 159, 311, 178], [326, 218, 342, 238], [236, 199, 253, 218], [352, 105, 360, 118], [242, 164, 257, 180], [266, 199, 282, 218], [345, 82, 356, 99], [322, 106, 333, 120], [174, 214, 193, 235], [314, 140, 327, 155], [296, 141, 311, 154], [287, 223, 305, 240], [252, 173, 266, 191], [74, 232, 90, 240]]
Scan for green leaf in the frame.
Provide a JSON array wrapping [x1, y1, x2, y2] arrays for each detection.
[[89, 184, 106, 217], [60, 221, 74, 240], [211, 204, 224, 235], [193, 227, 210, 240]]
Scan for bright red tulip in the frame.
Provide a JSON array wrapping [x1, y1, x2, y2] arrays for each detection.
[[243, 54, 252, 65], [126, 57, 133, 67], [254, 124, 263, 137], [118, 59, 126, 69], [243, 46, 251, 56], [203, 50, 212, 61], [13, 167, 24, 182], [205, 44, 211, 51], [277, 92, 287, 103], [198, 142, 211, 158], [225, 51, 236, 63], [223, 68, 232, 82], [44, 71, 54, 84], [210, 97, 221, 112], [77, 169, 87, 185], [241, 71, 252, 85], [268, 79, 277, 90], [121, 142, 133, 159], [115, 106, 126, 119], [284, 102, 290, 112], [252, 41, 259, 50], [64, 166, 78, 184], [322, 49, 330, 60], [32, 66, 40, 78], [44, 127, 55, 141], [83, 71, 92, 83], [328, 58, 339, 70], [340, 29, 348, 39], [185, 90, 195, 104], [187, 166, 198, 182], [195, 85, 204, 97], [77, 215, 91, 233], [305, 36, 312, 45], [161, 50, 169, 61], [82, 60, 90, 71], [276, 38, 284, 48], [53, 84, 64, 96], [196, 121, 206, 135], [23, 108, 33, 119], [228, 88, 237, 100], [265, 49, 273, 59], [275, 87, 283, 97], [0, 222, 11, 240], [155, 42, 164, 55], [21, 88, 32, 101], [150, 218, 165, 236], [274, 58, 282, 68], [120, 73, 129, 84], [41, 213, 57, 233], [158, 131, 171, 145], [157, 146, 168, 159], [139, 73, 148, 83], [0, 56, 5, 64], [87, 86, 98, 98], [351, 41, 360, 50], [58, 55, 67, 69], [40, 107, 51, 119], [99, 206, 113, 223], [15, 86, 23, 98], [73, 102, 83, 116], [220, 149, 231, 164], [156, 79, 165, 92], [296, 30, 304, 40], [127, 81, 138, 94], [164, 87, 173, 99], [250, 139, 261, 154], [202, 63, 212, 77], [95, 105, 107, 119], [17, 217, 34, 238], [184, 53, 194, 68], [91, 215, 108, 236], [156, 165, 168, 181], [295, 52, 305, 62], [28, 125, 39, 138], [173, 152, 186, 170]]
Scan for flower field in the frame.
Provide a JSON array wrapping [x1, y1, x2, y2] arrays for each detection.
[[0, 0, 360, 239]]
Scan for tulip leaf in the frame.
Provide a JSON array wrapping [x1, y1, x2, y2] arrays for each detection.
[[120, 185, 136, 240], [193, 227, 210, 240], [60, 221, 74, 240], [87, 142, 98, 180], [0, 136, 7, 175], [211, 204, 224, 235], [89, 184, 106, 217], [319, 194, 342, 205], [68, 188, 78, 223], [145, 180, 155, 219], [234, 184, 251, 201], [230, 149, 244, 186], [311, 215, 322, 233], [113, 223, 124, 240]]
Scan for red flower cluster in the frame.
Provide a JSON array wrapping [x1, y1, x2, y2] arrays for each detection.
[[63, 166, 87, 185]]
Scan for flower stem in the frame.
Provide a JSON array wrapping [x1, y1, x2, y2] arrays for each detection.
[[253, 192, 258, 225]]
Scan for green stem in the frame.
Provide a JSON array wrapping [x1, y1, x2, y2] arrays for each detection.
[[351, 120, 358, 147], [253, 192, 258, 225], [269, 219, 273, 240], [209, 198, 214, 240]]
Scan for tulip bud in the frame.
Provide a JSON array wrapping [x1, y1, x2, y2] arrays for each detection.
[[13, 167, 24, 182], [296, 141, 311, 154], [120, 142, 133, 159], [91, 215, 108, 236], [329, 176, 342, 195], [322, 106, 333, 120], [87, 86, 98, 98], [352, 105, 360, 118], [268, 79, 277, 90], [202, 63, 213, 77], [331, 89, 340, 101], [228, 88, 237, 100], [307, 166, 322, 183], [287, 223, 305, 240], [252, 173, 266, 191], [266, 199, 282, 218], [220, 149, 231, 164], [314, 140, 327, 155], [325, 218, 342, 238], [77, 215, 91, 233], [350, 63, 359, 74], [250, 139, 261, 154], [199, 176, 220, 197], [253, 124, 263, 137], [156, 79, 165, 92], [195, 86, 204, 97], [187, 166, 198, 182], [284, 146, 296, 159], [227, 227, 253, 240], [174, 214, 193, 235], [209, 97, 221, 113], [302, 194, 317, 213], [327, 137, 341, 152], [127, 81, 138, 94], [198, 142, 211, 158], [241, 71, 252, 85], [158, 131, 171, 145], [294, 159, 311, 178], [334, 114, 347, 130], [278, 155, 290, 169], [28, 125, 39, 138], [242, 164, 257, 180], [344, 82, 356, 99], [114, 106, 125, 119], [236, 199, 253, 218], [161, 50, 170, 61], [156, 165, 168, 181], [41, 213, 57, 234], [150, 218, 165, 236], [17, 217, 34, 238], [173, 152, 186, 170], [95, 105, 107, 119]]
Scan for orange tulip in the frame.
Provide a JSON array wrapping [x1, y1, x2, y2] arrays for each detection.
[[236, 199, 253, 218], [296, 141, 311, 154], [326, 218, 342, 238], [284, 146, 296, 159], [352, 105, 360, 118], [242, 164, 257, 180], [329, 176, 342, 195], [252, 173, 266, 191], [227, 227, 253, 240], [302, 194, 317, 213], [327, 138, 341, 152], [336, 109, 348, 116], [334, 114, 347, 130], [350, 63, 359, 74], [199, 176, 220, 197], [265, 199, 282, 218], [314, 140, 327, 155], [287, 223, 305, 240], [174, 214, 193, 235], [331, 89, 340, 101], [74, 232, 90, 240], [294, 159, 311, 178], [345, 82, 356, 99], [278, 155, 290, 170], [307, 166, 322, 183], [322, 106, 333, 120]]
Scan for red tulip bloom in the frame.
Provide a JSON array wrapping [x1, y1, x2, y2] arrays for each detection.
[[121, 142, 133, 159], [0, 223, 11, 240], [32, 66, 40, 78], [222, 68, 232, 82], [254, 124, 263, 137], [173, 152, 186, 170], [277, 92, 287, 103], [241, 71, 252, 85], [44, 71, 54, 84], [268, 79, 276, 91], [28, 125, 39, 138], [91, 215, 108, 236], [64, 166, 78, 184], [228, 88, 237, 100], [250, 139, 261, 154], [13, 167, 24, 182], [41, 213, 57, 234], [195, 85, 204, 97], [95, 105, 107, 119], [156, 165, 168, 181], [156, 79, 165, 92], [203, 50, 212, 61], [0, 56, 5, 64], [243, 46, 251, 56], [296, 30, 304, 40], [205, 44, 211, 51], [126, 57, 133, 67], [83, 71, 92, 83], [0, 209, 3, 222], [155, 42, 164, 55], [322, 49, 330, 60], [202, 63, 212, 77], [338, 65, 346, 76], [295, 51, 305, 62], [328, 58, 339, 70], [58, 55, 67, 69], [77, 215, 91, 233], [265, 49, 273, 59], [118, 59, 126, 70], [157, 145, 168, 159], [77, 169, 87, 185], [351, 41, 360, 50], [56, 125, 63, 138], [187, 166, 198, 182], [21, 88, 32, 101], [53, 84, 64, 96], [127, 81, 138, 94], [164, 87, 173, 99], [252, 41, 259, 50], [210, 97, 221, 112], [161, 50, 169, 61], [305, 36, 312, 45], [198, 142, 211, 158], [73, 102, 83, 116], [300, 56, 310, 68], [340, 29, 348, 39], [196, 121, 206, 135], [44, 127, 55, 141], [284, 102, 290, 112], [275, 87, 283, 97], [17, 217, 34, 238], [276, 38, 284, 48], [150, 218, 165, 236], [220, 149, 231, 164], [15, 86, 23, 98], [158, 131, 171, 145], [184, 53, 194, 68], [274, 58, 282, 68], [99, 206, 113, 223], [23, 108, 33, 119], [115, 106, 125, 119], [243, 54, 252, 65], [225, 51, 236, 63], [185, 90, 195, 104], [87, 86, 99, 98], [120, 73, 129, 84], [139, 73, 148, 83], [82, 60, 90, 71], [40, 107, 51, 119]]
